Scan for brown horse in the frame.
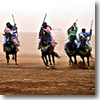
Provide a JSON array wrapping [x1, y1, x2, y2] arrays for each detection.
[[40, 30, 60, 69]]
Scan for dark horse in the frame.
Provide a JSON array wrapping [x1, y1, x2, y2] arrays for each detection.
[[65, 36, 77, 66], [78, 36, 91, 66], [40, 30, 59, 69], [4, 33, 18, 67]]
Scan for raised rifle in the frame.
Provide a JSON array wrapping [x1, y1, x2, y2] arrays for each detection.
[[73, 19, 78, 26], [39, 13, 47, 39], [89, 20, 93, 41], [12, 14, 18, 37]]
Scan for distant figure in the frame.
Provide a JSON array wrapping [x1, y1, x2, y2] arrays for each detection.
[[3, 22, 19, 51], [64, 23, 78, 50], [38, 22, 55, 50], [77, 28, 92, 50]]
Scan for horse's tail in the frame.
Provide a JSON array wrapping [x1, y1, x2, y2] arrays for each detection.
[[52, 51, 61, 58]]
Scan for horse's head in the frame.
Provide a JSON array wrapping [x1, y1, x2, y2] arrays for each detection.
[[40, 29, 49, 46], [67, 42, 77, 53], [80, 36, 86, 46], [66, 35, 76, 51], [70, 35, 76, 43], [79, 36, 90, 56], [40, 30, 47, 40]]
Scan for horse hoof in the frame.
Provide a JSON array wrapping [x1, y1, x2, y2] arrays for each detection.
[[16, 65, 18, 67], [50, 64, 53, 67], [52, 66, 55, 69], [46, 66, 49, 69]]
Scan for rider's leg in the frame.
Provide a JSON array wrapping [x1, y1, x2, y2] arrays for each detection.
[[64, 40, 70, 50], [3, 36, 6, 46], [11, 39, 19, 51], [38, 39, 42, 50], [74, 40, 78, 46], [3, 36, 6, 52], [86, 40, 92, 51], [77, 40, 81, 49], [87, 39, 93, 58]]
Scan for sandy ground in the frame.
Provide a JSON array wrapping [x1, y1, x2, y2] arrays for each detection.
[[0, 33, 95, 95]]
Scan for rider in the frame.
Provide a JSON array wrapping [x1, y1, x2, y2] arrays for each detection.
[[64, 23, 78, 50], [3, 22, 19, 51], [38, 22, 55, 50], [77, 28, 92, 49]]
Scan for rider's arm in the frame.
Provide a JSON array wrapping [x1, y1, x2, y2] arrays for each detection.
[[4, 28, 11, 33], [45, 27, 51, 33], [79, 33, 84, 39], [85, 31, 92, 37], [41, 26, 51, 34], [67, 28, 71, 35], [74, 26, 78, 33]]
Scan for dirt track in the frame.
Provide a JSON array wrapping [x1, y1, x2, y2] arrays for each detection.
[[0, 54, 95, 95], [0, 33, 95, 95]]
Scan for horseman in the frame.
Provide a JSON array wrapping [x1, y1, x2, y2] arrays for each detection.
[[77, 28, 92, 50], [38, 22, 55, 50], [3, 22, 19, 52], [64, 22, 78, 50]]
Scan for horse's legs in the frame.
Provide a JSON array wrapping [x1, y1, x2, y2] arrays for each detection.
[[82, 57, 85, 65], [12, 54, 14, 60], [6, 53, 9, 65], [41, 55, 48, 66], [52, 54, 55, 65], [74, 55, 77, 64], [45, 55, 48, 66], [42, 56, 46, 65], [15, 52, 18, 67], [48, 54, 52, 66], [87, 56, 90, 66], [69, 56, 73, 66]]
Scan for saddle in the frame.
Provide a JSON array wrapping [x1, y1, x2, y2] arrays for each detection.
[[40, 40, 51, 52]]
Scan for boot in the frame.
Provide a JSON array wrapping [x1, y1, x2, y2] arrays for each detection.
[[38, 45, 41, 50], [15, 45, 19, 52], [16, 47, 19, 52], [3, 46, 5, 52]]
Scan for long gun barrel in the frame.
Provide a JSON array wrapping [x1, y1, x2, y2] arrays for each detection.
[[12, 14, 16, 25], [89, 20, 93, 41], [12, 14, 18, 37], [74, 19, 78, 24], [39, 13, 47, 39], [90, 20, 93, 29]]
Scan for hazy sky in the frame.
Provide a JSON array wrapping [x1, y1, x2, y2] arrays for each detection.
[[0, 0, 95, 34]]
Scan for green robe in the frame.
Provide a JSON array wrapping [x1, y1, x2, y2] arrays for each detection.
[[67, 26, 78, 40]]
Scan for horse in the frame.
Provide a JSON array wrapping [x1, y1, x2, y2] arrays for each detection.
[[40, 30, 59, 69], [4, 33, 18, 67], [78, 36, 91, 66], [65, 36, 77, 66]]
